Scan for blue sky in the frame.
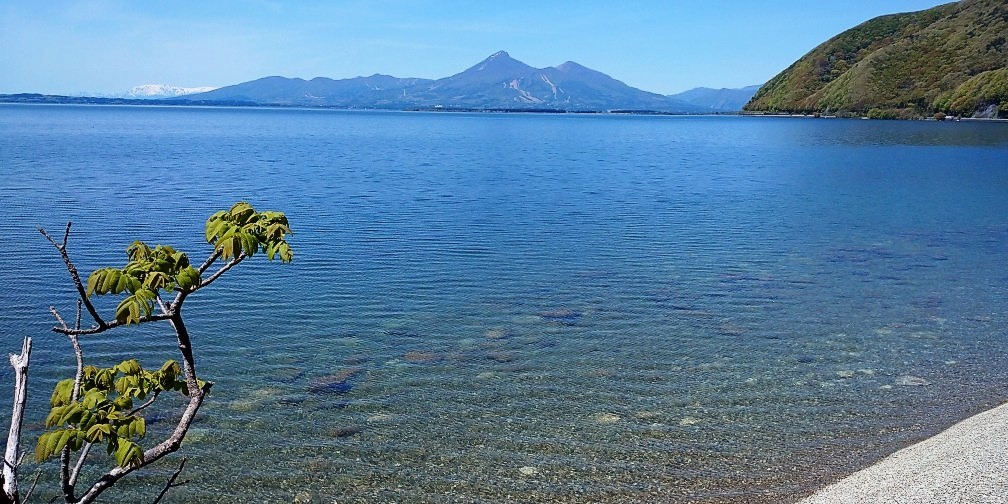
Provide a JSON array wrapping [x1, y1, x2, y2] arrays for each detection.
[[2, 0, 951, 95]]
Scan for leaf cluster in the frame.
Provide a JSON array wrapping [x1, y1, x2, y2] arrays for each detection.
[[86, 243, 200, 324], [36, 360, 187, 469], [205, 201, 293, 263], [84, 202, 293, 325]]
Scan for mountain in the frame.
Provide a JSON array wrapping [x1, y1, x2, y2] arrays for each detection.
[[185, 51, 707, 112], [126, 84, 217, 98], [189, 74, 431, 107], [668, 85, 761, 112], [744, 0, 1008, 118]]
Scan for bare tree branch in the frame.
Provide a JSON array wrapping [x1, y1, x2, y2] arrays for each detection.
[[196, 250, 221, 275], [128, 393, 160, 417], [51, 313, 174, 336], [199, 254, 245, 290], [151, 458, 188, 504], [38, 225, 107, 329], [68, 443, 93, 487], [22, 469, 42, 503], [50, 307, 69, 332]]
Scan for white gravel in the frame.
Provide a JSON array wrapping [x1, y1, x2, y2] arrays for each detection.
[[798, 401, 1008, 504]]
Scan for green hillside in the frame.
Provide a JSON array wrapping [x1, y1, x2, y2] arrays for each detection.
[[744, 0, 1008, 118]]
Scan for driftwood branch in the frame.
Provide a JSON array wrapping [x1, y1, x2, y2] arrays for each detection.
[[3, 337, 32, 503]]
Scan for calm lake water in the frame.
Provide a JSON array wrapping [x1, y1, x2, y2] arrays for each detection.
[[1, 104, 1007, 503]]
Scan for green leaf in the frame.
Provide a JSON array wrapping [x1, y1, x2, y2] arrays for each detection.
[[126, 241, 152, 261], [37, 429, 74, 461], [131, 417, 146, 439], [85, 269, 103, 296], [94, 368, 115, 390], [101, 269, 121, 294], [116, 359, 142, 375], [45, 405, 67, 428], [112, 394, 134, 411], [50, 379, 75, 407], [35, 432, 59, 462], [82, 389, 107, 410], [85, 423, 110, 443], [176, 265, 201, 291], [115, 289, 156, 325], [113, 439, 144, 468], [228, 201, 256, 224]]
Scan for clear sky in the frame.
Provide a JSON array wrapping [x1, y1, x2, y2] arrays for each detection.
[[1, 0, 953, 96]]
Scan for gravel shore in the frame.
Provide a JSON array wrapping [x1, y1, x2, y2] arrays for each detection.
[[798, 401, 1008, 504]]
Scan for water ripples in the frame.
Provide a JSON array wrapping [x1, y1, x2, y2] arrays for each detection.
[[1, 105, 1007, 502]]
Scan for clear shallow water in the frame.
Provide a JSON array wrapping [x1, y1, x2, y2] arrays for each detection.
[[1, 104, 1007, 502]]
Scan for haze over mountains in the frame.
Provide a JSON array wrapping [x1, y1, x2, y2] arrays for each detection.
[[183, 51, 755, 113]]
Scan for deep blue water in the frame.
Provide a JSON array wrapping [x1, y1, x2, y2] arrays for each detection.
[[1, 104, 1007, 503]]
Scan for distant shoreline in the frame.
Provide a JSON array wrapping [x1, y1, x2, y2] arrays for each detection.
[[0, 93, 738, 116], [6, 96, 1006, 122], [740, 111, 1008, 123]]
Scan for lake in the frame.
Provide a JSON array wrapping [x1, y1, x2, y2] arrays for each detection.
[[1, 104, 1007, 503]]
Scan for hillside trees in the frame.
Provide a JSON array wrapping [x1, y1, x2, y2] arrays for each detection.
[[2, 202, 292, 504]]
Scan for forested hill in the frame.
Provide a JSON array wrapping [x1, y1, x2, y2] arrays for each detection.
[[744, 0, 1008, 119]]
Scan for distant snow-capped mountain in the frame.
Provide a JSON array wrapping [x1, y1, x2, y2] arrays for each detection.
[[125, 84, 218, 98]]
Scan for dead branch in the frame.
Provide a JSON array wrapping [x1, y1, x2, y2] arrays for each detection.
[[3, 337, 32, 503]]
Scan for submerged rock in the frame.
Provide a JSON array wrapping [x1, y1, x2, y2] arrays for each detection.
[[716, 322, 745, 336], [484, 327, 510, 340], [518, 466, 539, 476], [404, 350, 443, 363], [895, 375, 929, 387], [592, 412, 621, 424], [308, 368, 363, 395], [486, 350, 515, 363], [538, 308, 581, 325], [331, 426, 362, 438]]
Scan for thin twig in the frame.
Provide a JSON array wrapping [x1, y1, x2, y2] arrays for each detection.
[[154, 293, 170, 316], [198, 255, 244, 289], [22, 468, 42, 502], [128, 392, 160, 416], [38, 225, 107, 328], [51, 314, 174, 336], [49, 307, 69, 331], [196, 250, 222, 275], [68, 443, 93, 487], [151, 458, 188, 504]]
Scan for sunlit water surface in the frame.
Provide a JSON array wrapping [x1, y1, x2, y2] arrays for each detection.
[[1, 104, 1007, 503]]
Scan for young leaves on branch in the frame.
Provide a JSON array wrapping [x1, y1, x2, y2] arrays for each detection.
[[36, 359, 186, 469], [85, 243, 199, 324], [205, 202, 293, 263], [83, 202, 292, 325]]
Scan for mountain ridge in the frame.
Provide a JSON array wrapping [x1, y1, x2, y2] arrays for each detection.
[[184, 51, 734, 113], [744, 0, 1008, 118]]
